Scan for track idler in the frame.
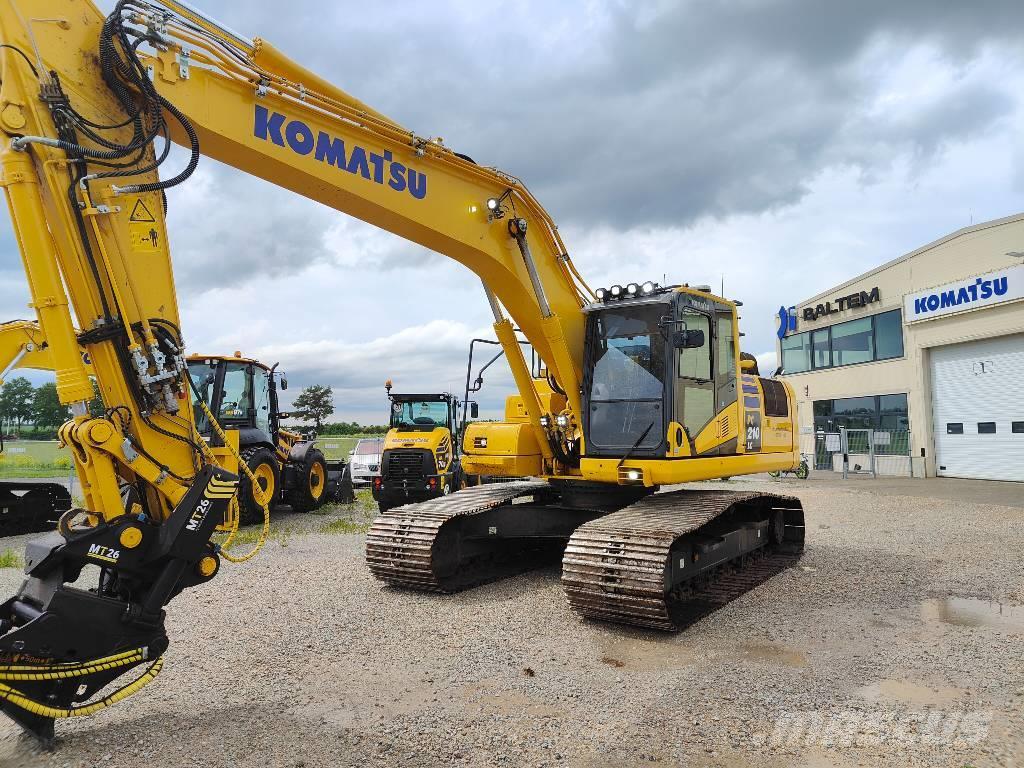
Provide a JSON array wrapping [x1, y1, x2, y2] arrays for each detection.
[[0, 466, 236, 747]]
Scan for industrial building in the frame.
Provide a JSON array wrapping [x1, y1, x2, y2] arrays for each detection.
[[776, 213, 1024, 481]]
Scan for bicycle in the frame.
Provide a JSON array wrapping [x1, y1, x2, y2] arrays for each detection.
[[769, 454, 810, 480]]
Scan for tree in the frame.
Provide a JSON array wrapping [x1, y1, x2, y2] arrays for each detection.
[[87, 378, 105, 417], [291, 384, 334, 432], [32, 382, 70, 428], [0, 376, 35, 434]]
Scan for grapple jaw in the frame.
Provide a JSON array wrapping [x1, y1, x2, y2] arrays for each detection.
[[0, 466, 237, 747]]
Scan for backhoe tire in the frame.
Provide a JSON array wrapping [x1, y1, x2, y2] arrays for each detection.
[[286, 448, 328, 513], [239, 446, 279, 525]]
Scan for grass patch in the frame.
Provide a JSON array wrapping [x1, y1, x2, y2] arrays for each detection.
[[0, 440, 73, 479], [319, 490, 377, 535], [0, 549, 23, 569], [315, 437, 361, 460], [321, 518, 372, 535]]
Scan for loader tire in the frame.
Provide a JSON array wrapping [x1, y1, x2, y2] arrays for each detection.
[[239, 446, 279, 525], [286, 448, 328, 513]]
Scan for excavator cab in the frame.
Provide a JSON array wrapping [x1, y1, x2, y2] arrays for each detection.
[[583, 284, 739, 460]]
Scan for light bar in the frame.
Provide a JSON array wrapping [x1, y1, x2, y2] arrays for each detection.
[[593, 280, 661, 302]]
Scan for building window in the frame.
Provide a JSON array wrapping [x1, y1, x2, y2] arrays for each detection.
[[977, 422, 996, 434], [831, 317, 873, 366], [811, 328, 831, 369], [781, 333, 810, 374], [946, 423, 964, 434], [830, 395, 876, 429], [813, 393, 909, 432], [780, 309, 903, 374], [873, 310, 904, 360], [1013, 422, 1024, 434]]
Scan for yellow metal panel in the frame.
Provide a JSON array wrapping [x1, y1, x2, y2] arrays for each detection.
[[462, 421, 543, 478]]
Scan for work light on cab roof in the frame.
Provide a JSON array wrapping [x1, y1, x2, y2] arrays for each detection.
[[593, 279, 660, 302]]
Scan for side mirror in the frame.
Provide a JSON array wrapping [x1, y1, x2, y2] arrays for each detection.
[[672, 329, 705, 349], [280, 375, 288, 390], [470, 402, 479, 419]]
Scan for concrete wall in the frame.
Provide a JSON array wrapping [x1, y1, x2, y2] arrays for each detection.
[[778, 213, 1024, 477]]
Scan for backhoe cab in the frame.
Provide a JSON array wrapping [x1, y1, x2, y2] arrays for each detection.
[[373, 382, 463, 512], [187, 353, 353, 521]]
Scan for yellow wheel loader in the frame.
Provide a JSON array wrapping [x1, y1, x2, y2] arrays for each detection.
[[372, 383, 464, 513]]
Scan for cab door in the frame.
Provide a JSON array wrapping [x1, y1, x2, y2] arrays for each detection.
[[672, 308, 714, 450], [713, 309, 738, 454], [251, 366, 272, 440]]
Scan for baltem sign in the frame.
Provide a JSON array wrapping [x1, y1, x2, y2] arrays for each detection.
[[802, 287, 880, 321], [904, 264, 1024, 323]]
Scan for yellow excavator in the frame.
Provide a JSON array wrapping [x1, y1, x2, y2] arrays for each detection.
[[0, 0, 803, 746]]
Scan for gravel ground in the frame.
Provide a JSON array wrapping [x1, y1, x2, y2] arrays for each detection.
[[0, 480, 1021, 768]]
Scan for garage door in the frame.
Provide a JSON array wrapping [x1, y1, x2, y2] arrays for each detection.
[[930, 334, 1024, 481]]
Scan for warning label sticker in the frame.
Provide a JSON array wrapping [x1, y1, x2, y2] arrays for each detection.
[[129, 199, 156, 223], [130, 222, 160, 252]]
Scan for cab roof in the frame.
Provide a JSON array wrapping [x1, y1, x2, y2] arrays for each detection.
[[388, 393, 453, 402], [186, 353, 271, 371]]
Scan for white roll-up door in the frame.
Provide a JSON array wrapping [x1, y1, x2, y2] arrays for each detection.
[[930, 333, 1024, 481]]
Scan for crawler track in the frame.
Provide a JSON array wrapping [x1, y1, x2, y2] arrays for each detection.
[[366, 480, 557, 591], [0, 481, 70, 537], [562, 490, 804, 630]]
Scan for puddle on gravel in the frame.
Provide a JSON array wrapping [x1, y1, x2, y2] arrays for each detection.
[[730, 642, 807, 667], [454, 678, 562, 717], [858, 678, 966, 705], [922, 597, 1024, 633], [595, 635, 698, 671]]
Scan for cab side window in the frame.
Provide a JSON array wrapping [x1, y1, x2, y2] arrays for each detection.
[[677, 312, 711, 380], [716, 312, 735, 380]]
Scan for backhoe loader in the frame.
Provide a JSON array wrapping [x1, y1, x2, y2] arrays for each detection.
[[0, 0, 803, 745], [188, 352, 354, 520]]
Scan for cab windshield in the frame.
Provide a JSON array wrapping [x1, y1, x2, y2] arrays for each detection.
[[390, 400, 449, 431], [585, 304, 667, 453]]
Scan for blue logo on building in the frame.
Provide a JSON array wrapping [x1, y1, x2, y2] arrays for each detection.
[[912, 275, 1008, 316], [253, 105, 427, 200], [776, 305, 797, 339]]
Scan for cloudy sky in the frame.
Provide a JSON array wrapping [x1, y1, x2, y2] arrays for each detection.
[[3, 0, 1024, 424]]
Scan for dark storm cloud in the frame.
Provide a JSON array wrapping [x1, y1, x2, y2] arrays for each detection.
[[164, 158, 441, 293], [168, 0, 1024, 231]]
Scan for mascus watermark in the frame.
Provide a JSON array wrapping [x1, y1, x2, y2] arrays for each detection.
[[750, 708, 992, 749]]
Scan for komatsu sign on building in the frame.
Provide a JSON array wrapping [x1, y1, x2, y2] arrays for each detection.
[[775, 213, 1024, 481]]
